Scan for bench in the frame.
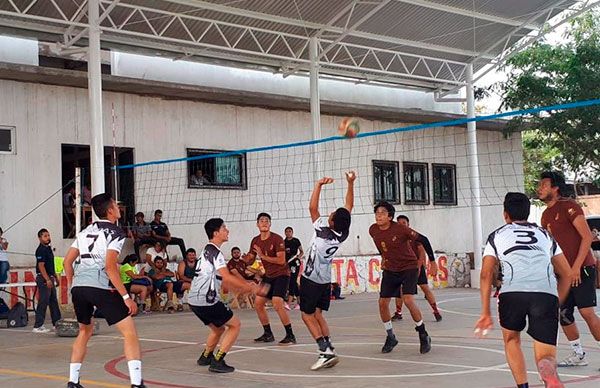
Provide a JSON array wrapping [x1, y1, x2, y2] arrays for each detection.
[[0, 282, 38, 312]]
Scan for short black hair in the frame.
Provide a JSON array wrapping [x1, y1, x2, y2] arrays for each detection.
[[332, 207, 351, 234], [205, 218, 225, 239], [231, 246, 241, 253], [154, 209, 163, 215], [37, 228, 49, 238], [374, 201, 395, 219], [185, 248, 196, 255], [0, 227, 3, 235], [135, 212, 144, 218], [91, 193, 114, 218], [396, 215, 409, 223], [540, 171, 566, 195], [504, 192, 531, 221], [257, 212, 271, 221], [123, 254, 139, 265], [154, 240, 165, 248], [285, 226, 293, 232], [154, 256, 164, 263]]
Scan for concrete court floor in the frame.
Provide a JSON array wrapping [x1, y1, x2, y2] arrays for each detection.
[[1, 288, 599, 388]]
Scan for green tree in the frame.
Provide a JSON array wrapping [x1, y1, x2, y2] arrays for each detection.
[[498, 12, 600, 191]]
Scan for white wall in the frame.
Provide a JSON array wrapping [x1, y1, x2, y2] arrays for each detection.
[[0, 79, 523, 268], [0, 36, 38, 66]]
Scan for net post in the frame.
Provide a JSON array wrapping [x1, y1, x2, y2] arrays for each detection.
[[88, 0, 105, 204], [309, 36, 322, 180], [466, 63, 483, 284]]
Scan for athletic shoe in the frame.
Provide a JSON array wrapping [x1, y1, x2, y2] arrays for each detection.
[[537, 358, 564, 388], [254, 333, 275, 342], [209, 358, 235, 373], [381, 335, 398, 353], [433, 312, 442, 322], [557, 352, 587, 367], [131, 381, 146, 388], [67, 381, 84, 388], [197, 352, 214, 366], [284, 303, 291, 311], [418, 331, 432, 354], [32, 326, 50, 333], [391, 312, 403, 321], [310, 354, 339, 371], [279, 334, 297, 345]]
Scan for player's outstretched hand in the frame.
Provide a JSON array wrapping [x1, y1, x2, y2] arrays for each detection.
[[474, 314, 493, 338], [125, 298, 138, 316], [317, 177, 334, 186], [345, 171, 357, 182]]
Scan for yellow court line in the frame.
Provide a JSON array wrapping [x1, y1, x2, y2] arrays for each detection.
[[0, 369, 127, 388]]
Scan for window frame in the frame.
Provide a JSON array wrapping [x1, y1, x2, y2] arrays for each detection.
[[372, 159, 401, 204], [403, 161, 429, 205], [432, 163, 458, 206], [187, 148, 247, 190], [0, 126, 16, 155]]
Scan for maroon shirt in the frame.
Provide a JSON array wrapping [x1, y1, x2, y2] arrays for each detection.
[[249, 232, 289, 278], [369, 222, 420, 272]]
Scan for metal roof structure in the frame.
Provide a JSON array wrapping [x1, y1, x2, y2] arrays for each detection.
[[0, 0, 598, 92]]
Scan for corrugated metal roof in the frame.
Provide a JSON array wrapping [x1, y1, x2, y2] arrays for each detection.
[[0, 0, 588, 90]]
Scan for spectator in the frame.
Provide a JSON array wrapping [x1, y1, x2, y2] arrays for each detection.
[[143, 241, 168, 273], [177, 248, 197, 288], [284, 227, 303, 310], [227, 247, 257, 282], [150, 210, 186, 259], [82, 184, 92, 206], [0, 227, 9, 284], [63, 185, 76, 238], [148, 257, 183, 313], [120, 254, 153, 314], [190, 169, 211, 186], [130, 212, 155, 257], [33, 228, 62, 333]]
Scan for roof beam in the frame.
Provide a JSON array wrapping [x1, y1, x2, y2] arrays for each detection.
[[165, 0, 489, 58], [392, 0, 541, 30]]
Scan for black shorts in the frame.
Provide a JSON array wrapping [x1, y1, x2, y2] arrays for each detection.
[[380, 269, 418, 298], [299, 276, 331, 314], [288, 269, 300, 297], [190, 302, 233, 327], [562, 266, 597, 313], [71, 286, 130, 326], [417, 265, 428, 285], [498, 292, 559, 345], [262, 276, 289, 299], [156, 281, 184, 294]]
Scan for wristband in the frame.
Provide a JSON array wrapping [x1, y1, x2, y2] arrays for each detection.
[[122, 294, 130, 300]]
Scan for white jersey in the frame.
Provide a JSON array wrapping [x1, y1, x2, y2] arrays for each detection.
[[302, 218, 349, 284], [71, 220, 126, 290], [188, 243, 227, 306], [483, 222, 562, 296]]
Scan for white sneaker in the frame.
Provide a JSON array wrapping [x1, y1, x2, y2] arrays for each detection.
[[557, 351, 588, 367], [310, 351, 339, 371], [32, 326, 50, 333]]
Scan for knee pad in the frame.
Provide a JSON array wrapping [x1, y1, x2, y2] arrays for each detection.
[[560, 306, 575, 326]]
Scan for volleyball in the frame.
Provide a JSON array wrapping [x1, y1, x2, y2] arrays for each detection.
[[338, 117, 360, 138]]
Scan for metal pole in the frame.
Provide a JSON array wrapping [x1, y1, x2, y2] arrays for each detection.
[[75, 167, 82, 234], [466, 64, 483, 271], [111, 103, 119, 203], [309, 36, 322, 180], [88, 0, 105, 203]]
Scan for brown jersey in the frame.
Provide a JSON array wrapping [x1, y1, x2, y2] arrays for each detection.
[[369, 222, 420, 272], [249, 232, 288, 278], [541, 199, 594, 267], [411, 241, 425, 268], [227, 259, 254, 281]]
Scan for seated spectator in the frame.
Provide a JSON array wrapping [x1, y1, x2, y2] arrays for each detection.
[[150, 210, 186, 259], [120, 254, 153, 314], [227, 247, 257, 282], [144, 241, 168, 272], [0, 227, 9, 284], [148, 257, 184, 313], [177, 248, 197, 289], [190, 169, 211, 186], [129, 212, 155, 257]]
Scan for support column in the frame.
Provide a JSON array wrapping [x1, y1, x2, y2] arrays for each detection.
[[466, 64, 483, 287], [309, 37, 322, 180], [88, 0, 105, 200]]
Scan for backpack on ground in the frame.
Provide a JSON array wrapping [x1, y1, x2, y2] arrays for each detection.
[[7, 301, 28, 328]]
